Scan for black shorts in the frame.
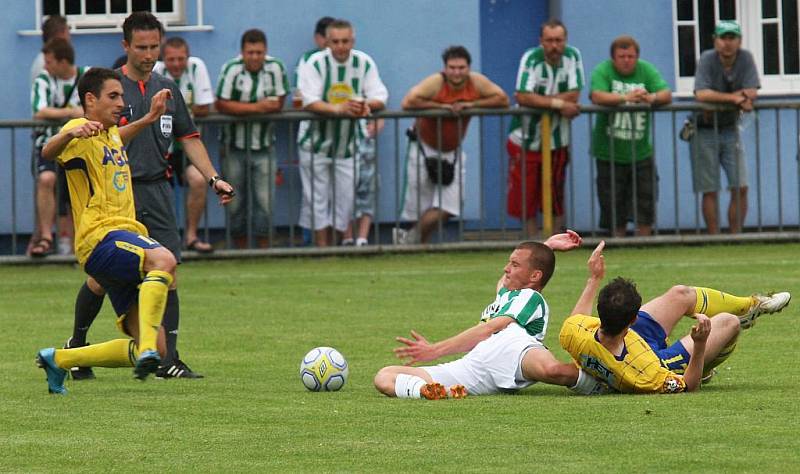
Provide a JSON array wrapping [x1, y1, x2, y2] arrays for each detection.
[[132, 179, 182, 262], [32, 145, 71, 217], [595, 157, 658, 229]]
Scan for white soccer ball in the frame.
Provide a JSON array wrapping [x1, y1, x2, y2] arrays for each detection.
[[299, 346, 349, 392]]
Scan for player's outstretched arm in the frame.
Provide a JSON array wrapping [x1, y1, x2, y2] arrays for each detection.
[[683, 314, 711, 392], [543, 229, 582, 252], [394, 316, 514, 365], [41, 121, 105, 161], [119, 88, 172, 145], [571, 241, 605, 316]]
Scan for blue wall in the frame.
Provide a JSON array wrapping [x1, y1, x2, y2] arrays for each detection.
[[1, 0, 797, 237]]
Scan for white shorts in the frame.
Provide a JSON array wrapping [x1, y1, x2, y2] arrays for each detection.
[[399, 140, 465, 221], [298, 149, 356, 232], [422, 326, 544, 395]]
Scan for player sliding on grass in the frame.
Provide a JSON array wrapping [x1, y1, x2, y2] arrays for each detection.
[[374, 231, 606, 399], [560, 241, 791, 393], [34, 68, 187, 394]]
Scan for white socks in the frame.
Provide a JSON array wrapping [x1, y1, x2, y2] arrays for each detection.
[[569, 369, 609, 395], [394, 373, 426, 398]]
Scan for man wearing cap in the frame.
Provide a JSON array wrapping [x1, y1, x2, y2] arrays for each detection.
[[691, 20, 759, 234]]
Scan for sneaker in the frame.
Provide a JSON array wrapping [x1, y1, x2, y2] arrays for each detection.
[[57, 236, 73, 256], [392, 227, 409, 245], [448, 384, 468, 399], [35, 348, 67, 395], [355, 238, 368, 247], [740, 292, 792, 329], [155, 358, 204, 379], [64, 338, 95, 380], [341, 238, 355, 246], [134, 350, 161, 381], [420, 382, 447, 400]]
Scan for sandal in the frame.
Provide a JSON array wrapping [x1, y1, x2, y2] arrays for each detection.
[[30, 237, 53, 258], [186, 238, 214, 254]]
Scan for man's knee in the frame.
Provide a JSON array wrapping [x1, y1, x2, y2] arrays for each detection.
[[37, 171, 56, 189], [373, 367, 397, 396], [668, 285, 695, 302], [714, 313, 741, 338], [86, 276, 106, 296], [145, 247, 177, 275]]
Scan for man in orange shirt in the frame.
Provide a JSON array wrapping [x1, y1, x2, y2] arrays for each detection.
[[396, 46, 508, 244]]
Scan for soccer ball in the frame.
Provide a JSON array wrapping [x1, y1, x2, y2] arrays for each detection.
[[299, 347, 349, 392]]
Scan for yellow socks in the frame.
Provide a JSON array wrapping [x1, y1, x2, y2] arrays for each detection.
[[54, 339, 135, 368], [138, 270, 173, 354], [693, 287, 754, 317]]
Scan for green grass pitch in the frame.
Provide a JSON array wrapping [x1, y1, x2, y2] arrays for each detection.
[[1, 243, 798, 472]]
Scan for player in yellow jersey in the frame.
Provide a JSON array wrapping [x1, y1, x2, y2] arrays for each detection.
[[560, 242, 791, 394], [35, 68, 178, 394]]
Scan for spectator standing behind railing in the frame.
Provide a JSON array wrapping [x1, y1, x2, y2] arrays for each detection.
[[297, 19, 388, 247], [690, 21, 759, 234], [293, 16, 335, 245], [28, 15, 71, 257], [153, 37, 215, 253], [395, 46, 508, 244], [341, 118, 384, 247], [589, 35, 671, 237], [215, 28, 289, 249], [30, 38, 87, 257], [507, 19, 583, 239]]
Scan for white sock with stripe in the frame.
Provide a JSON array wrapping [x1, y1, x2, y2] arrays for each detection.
[[394, 373, 426, 398]]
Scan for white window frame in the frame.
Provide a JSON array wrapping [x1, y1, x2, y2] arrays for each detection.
[[18, 0, 213, 35], [672, 0, 800, 96]]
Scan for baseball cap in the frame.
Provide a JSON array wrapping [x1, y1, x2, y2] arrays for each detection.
[[715, 20, 741, 37]]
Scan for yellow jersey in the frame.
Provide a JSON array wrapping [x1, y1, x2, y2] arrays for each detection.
[[56, 118, 148, 266], [559, 314, 686, 394]]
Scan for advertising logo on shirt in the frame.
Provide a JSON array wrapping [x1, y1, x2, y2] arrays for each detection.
[[326, 83, 355, 104]]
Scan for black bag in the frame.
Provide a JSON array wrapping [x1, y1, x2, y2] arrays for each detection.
[[406, 127, 456, 186]]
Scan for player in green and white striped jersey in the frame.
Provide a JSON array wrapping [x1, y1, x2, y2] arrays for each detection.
[[507, 19, 584, 238], [374, 232, 606, 398], [296, 19, 388, 246], [215, 29, 289, 246], [30, 38, 87, 257], [153, 36, 216, 252]]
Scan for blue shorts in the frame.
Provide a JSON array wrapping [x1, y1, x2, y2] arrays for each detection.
[[631, 310, 691, 373], [84, 230, 162, 316]]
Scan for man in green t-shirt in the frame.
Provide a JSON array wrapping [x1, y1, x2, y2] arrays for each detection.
[[590, 36, 671, 237]]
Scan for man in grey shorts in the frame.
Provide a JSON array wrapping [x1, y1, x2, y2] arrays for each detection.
[[691, 20, 759, 234], [373, 231, 605, 399], [64, 12, 234, 380]]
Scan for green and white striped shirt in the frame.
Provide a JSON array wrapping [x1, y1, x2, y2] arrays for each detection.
[[297, 49, 388, 158], [508, 45, 584, 151], [216, 55, 289, 151], [480, 287, 549, 341], [31, 66, 89, 147], [153, 56, 214, 110]]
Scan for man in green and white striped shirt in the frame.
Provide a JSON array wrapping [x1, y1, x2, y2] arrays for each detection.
[[296, 19, 388, 247], [30, 38, 87, 257], [374, 232, 605, 398], [507, 19, 584, 238], [215, 28, 289, 247]]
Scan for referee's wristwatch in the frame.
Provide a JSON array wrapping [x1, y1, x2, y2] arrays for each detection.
[[209, 175, 223, 188]]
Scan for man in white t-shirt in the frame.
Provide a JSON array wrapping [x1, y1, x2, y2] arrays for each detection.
[[374, 231, 605, 399], [153, 36, 215, 252]]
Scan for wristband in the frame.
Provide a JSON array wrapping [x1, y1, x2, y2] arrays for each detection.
[[551, 98, 565, 110], [209, 175, 223, 188]]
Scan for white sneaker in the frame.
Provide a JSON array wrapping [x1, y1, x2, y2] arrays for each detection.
[[392, 227, 409, 245], [355, 238, 368, 247], [740, 292, 791, 329], [57, 236, 72, 255]]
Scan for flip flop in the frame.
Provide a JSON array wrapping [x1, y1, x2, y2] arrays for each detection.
[[30, 237, 53, 258], [186, 238, 214, 254]]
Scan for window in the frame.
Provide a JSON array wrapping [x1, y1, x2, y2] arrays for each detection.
[[673, 0, 800, 94], [39, 0, 185, 29]]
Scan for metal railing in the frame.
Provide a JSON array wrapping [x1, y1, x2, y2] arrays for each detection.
[[1, 100, 799, 259]]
